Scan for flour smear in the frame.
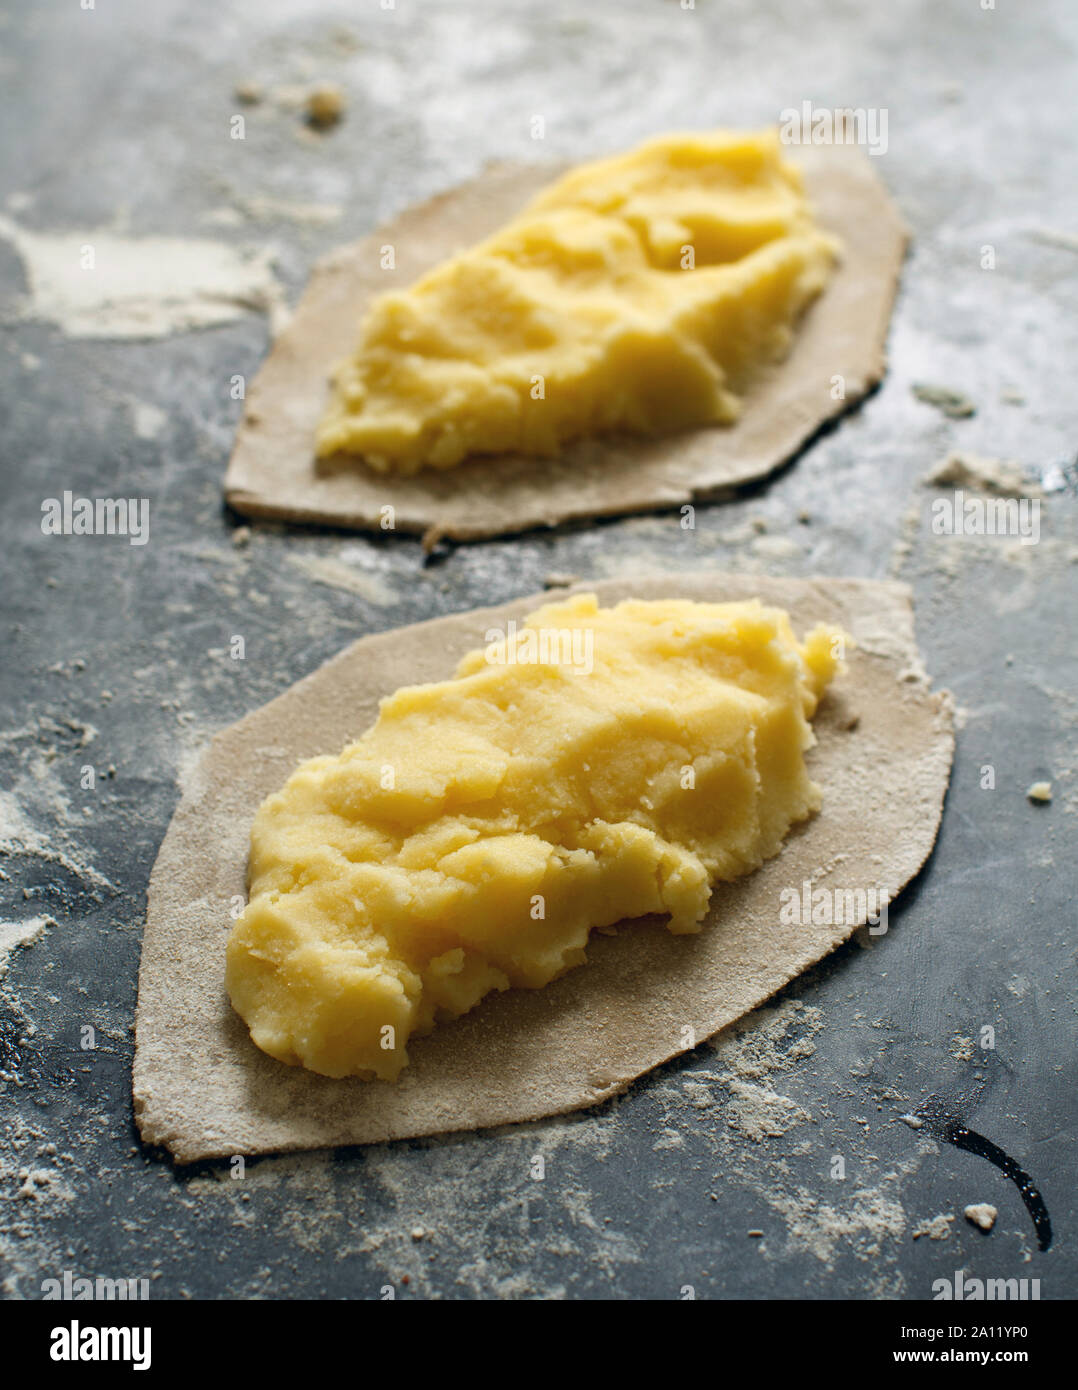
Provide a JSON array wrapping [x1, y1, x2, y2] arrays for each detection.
[[0, 915, 51, 976], [0, 215, 286, 338]]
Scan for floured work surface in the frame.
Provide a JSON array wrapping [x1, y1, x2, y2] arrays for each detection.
[[134, 574, 953, 1163], [224, 148, 907, 543]]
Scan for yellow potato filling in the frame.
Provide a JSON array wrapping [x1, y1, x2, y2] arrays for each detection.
[[226, 595, 843, 1080], [316, 130, 838, 473]]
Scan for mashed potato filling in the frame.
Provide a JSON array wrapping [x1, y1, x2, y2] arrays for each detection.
[[226, 595, 843, 1080], [316, 131, 838, 473]]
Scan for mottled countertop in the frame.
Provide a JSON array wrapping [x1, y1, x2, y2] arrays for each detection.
[[1, 0, 1075, 1299]]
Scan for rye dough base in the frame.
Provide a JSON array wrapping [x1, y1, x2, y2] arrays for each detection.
[[134, 574, 953, 1163], [224, 147, 908, 544]]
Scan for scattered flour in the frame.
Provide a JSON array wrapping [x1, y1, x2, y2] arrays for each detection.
[[286, 551, 399, 607], [0, 1112, 77, 1296], [912, 1213, 955, 1241], [766, 1185, 907, 1264], [711, 998, 824, 1077], [183, 1106, 631, 1298], [0, 787, 112, 890], [644, 999, 938, 1276], [724, 1079, 811, 1141]]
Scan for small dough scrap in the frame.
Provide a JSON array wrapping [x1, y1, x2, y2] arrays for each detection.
[[1026, 780, 1052, 803], [925, 452, 1041, 499], [305, 84, 344, 129], [226, 595, 843, 1080], [224, 145, 907, 541], [964, 1203, 998, 1232], [912, 383, 975, 419], [317, 132, 837, 473], [133, 574, 953, 1162]]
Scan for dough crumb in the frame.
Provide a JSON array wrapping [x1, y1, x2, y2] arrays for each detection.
[[752, 535, 802, 561], [924, 451, 1040, 498], [544, 572, 579, 589], [963, 1203, 998, 1232], [1026, 780, 1052, 803], [305, 84, 345, 130], [231, 526, 252, 548], [912, 1213, 954, 1241], [912, 383, 976, 418], [234, 81, 263, 106]]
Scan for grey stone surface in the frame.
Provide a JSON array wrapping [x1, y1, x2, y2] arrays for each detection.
[[0, 0, 1074, 1299]]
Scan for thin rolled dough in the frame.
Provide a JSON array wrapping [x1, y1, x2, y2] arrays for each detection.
[[134, 574, 953, 1163], [224, 147, 907, 545]]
